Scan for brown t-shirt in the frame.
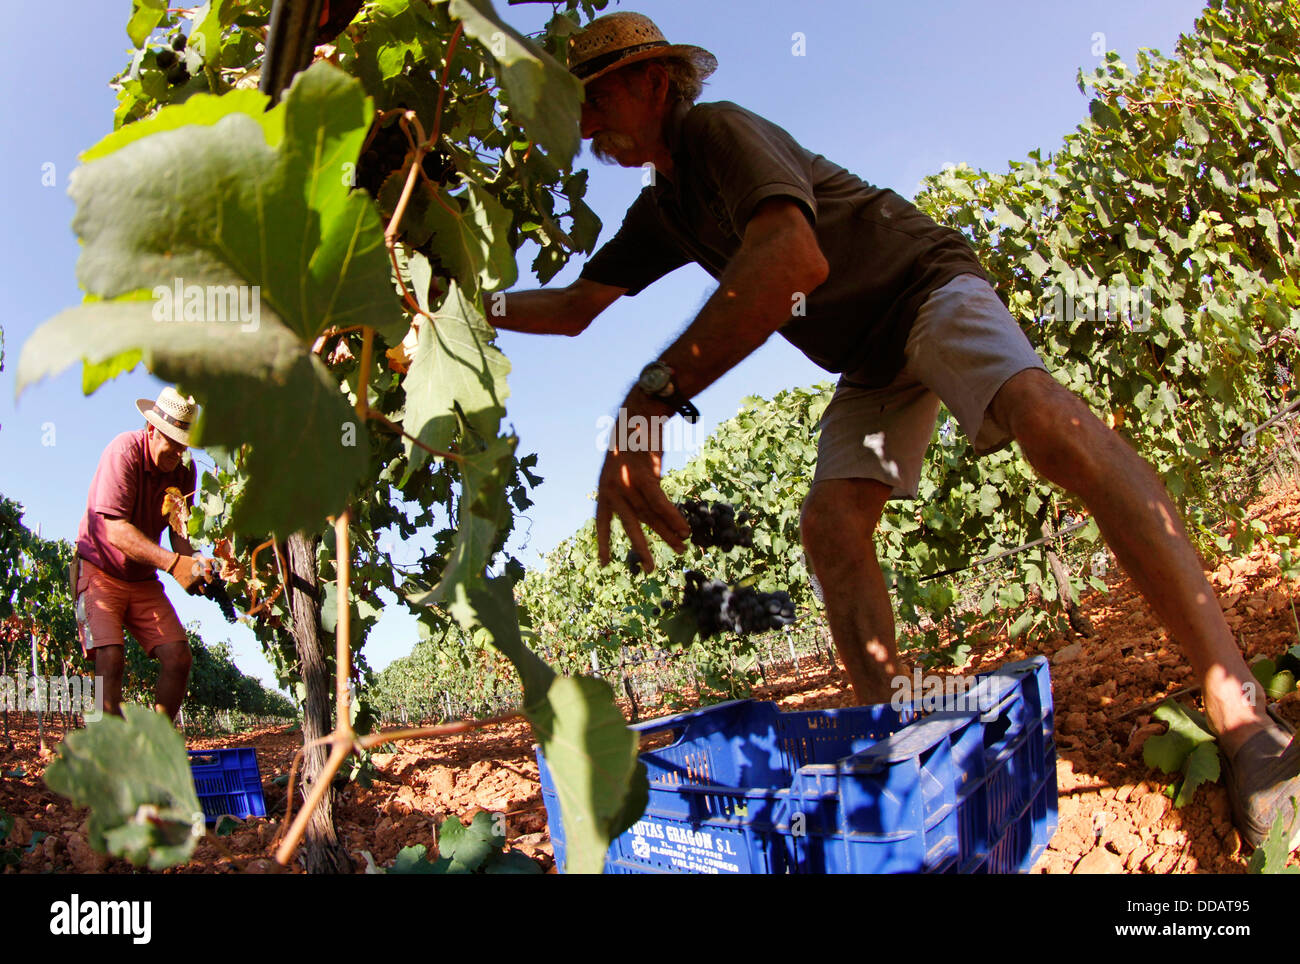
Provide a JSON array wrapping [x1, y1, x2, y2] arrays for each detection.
[[76, 428, 195, 582], [580, 100, 990, 388]]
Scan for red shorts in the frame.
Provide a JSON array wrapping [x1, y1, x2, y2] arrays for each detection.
[[75, 557, 187, 657]]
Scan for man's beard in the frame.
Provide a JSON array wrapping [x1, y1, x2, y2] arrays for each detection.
[[590, 131, 637, 165]]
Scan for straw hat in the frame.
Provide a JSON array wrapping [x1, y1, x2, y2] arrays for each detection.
[[135, 387, 198, 447], [567, 12, 716, 85]]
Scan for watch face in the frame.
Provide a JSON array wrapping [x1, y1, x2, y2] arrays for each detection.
[[639, 364, 671, 394]]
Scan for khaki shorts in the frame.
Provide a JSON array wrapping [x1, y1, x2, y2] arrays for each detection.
[[75, 557, 187, 657], [814, 273, 1048, 498]]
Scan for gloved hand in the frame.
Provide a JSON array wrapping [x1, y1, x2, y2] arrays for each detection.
[[168, 554, 214, 595]]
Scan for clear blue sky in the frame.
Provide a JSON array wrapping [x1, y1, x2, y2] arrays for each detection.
[[0, 0, 1209, 687]]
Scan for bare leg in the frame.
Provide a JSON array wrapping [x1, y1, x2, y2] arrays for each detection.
[[152, 640, 193, 723], [801, 478, 906, 704], [93, 646, 125, 718], [989, 369, 1268, 755]]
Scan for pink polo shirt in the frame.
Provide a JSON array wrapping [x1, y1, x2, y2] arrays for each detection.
[[76, 429, 196, 582]]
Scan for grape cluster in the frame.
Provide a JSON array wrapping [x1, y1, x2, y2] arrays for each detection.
[[1273, 360, 1292, 388], [680, 570, 795, 638], [354, 117, 459, 200], [677, 500, 754, 551], [157, 33, 190, 87], [201, 576, 239, 624]]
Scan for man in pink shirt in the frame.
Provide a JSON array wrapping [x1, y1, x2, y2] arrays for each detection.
[[74, 387, 213, 720]]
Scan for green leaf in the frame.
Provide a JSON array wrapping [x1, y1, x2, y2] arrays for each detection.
[[1265, 669, 1296, 700], [1246, 800, 1300, 874], [449, 0, 584, 166], [42, 706, 204, 869], [84, 90, 282, 163], [1143, 699, 1214, 774], [1089, 99, 1122, 131], [528, 675, 643, 874], [437, 811, 499, 872], [409, 434, 517, 606], [389, 843, 452, 874], [419, 184, 519, 296], [1154, 698, 1216, 746], [127, 0, 167, 47], [57, 64, 400, 343], [484, 849, 543, 874], [18, 305, 367, 535], [429, 574, 642, 874], [401, 282, 511, 481], [1172, 740, 1220, 807]]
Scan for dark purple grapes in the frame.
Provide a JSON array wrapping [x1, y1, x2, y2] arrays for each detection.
[[201, 576, 239, 624], [678, 570, 795, 638], [677, 500, 755, 551], [353, 119, 459, 199]]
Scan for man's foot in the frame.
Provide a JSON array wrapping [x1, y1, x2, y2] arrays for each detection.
[[1221, 707, 1300, 851]]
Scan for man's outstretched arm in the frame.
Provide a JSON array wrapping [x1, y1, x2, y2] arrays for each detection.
[[496, 277, 626, 336], [103, 517, 210, 591], [595, 197, 829, 569], [656, 197, 828, 400]]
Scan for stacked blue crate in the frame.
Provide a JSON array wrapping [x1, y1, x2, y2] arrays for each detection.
[[537, 656, 1058, 874]]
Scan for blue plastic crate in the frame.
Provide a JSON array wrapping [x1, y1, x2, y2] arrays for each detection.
[[188, 747, 267, 823], [537, 657, 1057, 874]]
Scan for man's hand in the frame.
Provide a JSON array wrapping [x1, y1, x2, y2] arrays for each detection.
[[168, 554, 214, 595], [595, 394, 691, 572]]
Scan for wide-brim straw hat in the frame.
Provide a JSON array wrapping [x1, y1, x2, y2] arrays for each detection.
[[568, 11, 717, 86], [135, 386, 198, 447]]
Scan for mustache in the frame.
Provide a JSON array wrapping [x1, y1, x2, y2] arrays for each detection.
[[590, 131, 636, 164]]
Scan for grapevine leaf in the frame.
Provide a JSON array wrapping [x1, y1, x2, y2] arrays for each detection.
[[448, 0, 584, 166], [1143, 732, 1196, 775], [434, 575, 642, 874], [1153, 698, 1215, 747], [1246, 800, 1300, 874], [401, 282, 510, 482], [421, 183, 518, 296], [1172, 740, 1220, 807], [52, 63, 402, 344], [17, 305, 367, 535], [389, 843, 452, 874], [437, 811, 498, 872], [42, 706, 204, 869], [527, 675, 643, 874], [408, 434, 517, 606], [82, 90, 282, 163], [484, 849, 544, 874], [1267, 670, 1296, 700], [127, 0, 167, 47]]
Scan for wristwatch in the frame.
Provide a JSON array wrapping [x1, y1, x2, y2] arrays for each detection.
[[638, 362, 699, 423]]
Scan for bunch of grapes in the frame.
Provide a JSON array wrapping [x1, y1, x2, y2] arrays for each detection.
[[679, 570, 795, 638], [677, 500, 754, 551], [353, 117, 460, 200], [1273, 359, 1292, 389], [200, 576, 240, 624], [156, 33, 190, 87]]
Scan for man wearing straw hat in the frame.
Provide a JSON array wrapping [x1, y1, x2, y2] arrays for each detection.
[[71, 387, 213, 721], [496, 11, 1299, 851]]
